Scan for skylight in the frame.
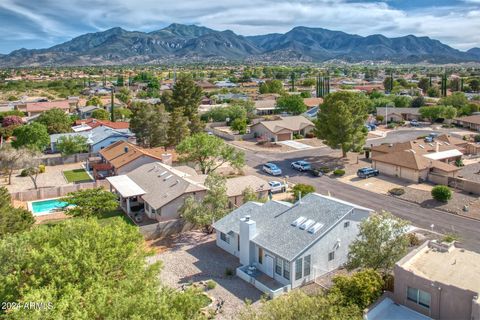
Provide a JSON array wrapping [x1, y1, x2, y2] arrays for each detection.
[[291, 216, 307, 227], [299, 219, 315, 230], [307, 222, 324, 234]]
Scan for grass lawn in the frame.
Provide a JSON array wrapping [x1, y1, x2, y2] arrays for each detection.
[[63, 169, 93, 183]]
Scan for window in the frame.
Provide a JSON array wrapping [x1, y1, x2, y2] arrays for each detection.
[[283, 260, 290, 280], [328, 251, 335, 261], [220, 232, 229, 244], [295, 258, 303, 280], [258, 247, 264, 264], [237, 235, 240, 251], [344, 221, 350, 228], [275, 258, 283, 275], [304, 255, 311, 277], [407, 287, 431, 309]]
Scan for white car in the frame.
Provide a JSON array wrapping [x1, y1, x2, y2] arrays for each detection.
[[268, 181, 286, 193]]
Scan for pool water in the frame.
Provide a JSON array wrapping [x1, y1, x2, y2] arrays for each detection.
[[30, 199, 69, 216]]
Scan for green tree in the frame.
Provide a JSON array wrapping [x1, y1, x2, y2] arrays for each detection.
[[130, 102, 169, 148], [231, 117, 247, 134], [411, 96, 425, 108], [427, 86, 440, 97], [419, 105, 452, 123], [383, 77, 393, 92], [242, 186, 266, 203], [330, 269, 384, 310], [177, 133, 245, 174], [114, 107, 132, 120], [292, 184, 315, 200], [439, 92, 468, 108], [180, 173, 229, 233], [0, 187, 34, 238], [302, 78, 316, 87], [86, 96, 103, 106], [417, 77, 430, 93], [469, 78, 479, 92], [36, 108, 72, 134], [276, 95, 308, 115], [240, 290, 361, 320], [164, 74, 204, 133], [315, 92, 369, 157], [22, 153, 42, 189], [61, 187, 118, 218], [393, 95, 412, 108], [91, 108, 110, 120], [12, 122, 49, 151], [259, 80, 284, 94], [347, 211, 409, 274], [55, 135, 88, 156], [167, 107, 190, 146], [431, 185, 452, 202], [0, 219, 206, 319], [443, 105, 458, 120], [116, 87, 132, 105]]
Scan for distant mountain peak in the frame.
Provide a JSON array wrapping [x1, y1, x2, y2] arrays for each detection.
[[1, 25, 479, 66]]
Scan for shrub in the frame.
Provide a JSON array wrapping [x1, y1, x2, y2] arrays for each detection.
[[20, 169, 29, 177], [389, 188, 405, 196], [442, 233, 459, 243], [431, 185, 452, 202], [292, 184, 315, 200], [407, 233, 421, 247], [375, 115, 384, 123], [38, 164, 46, 173], [305, 132, 315, 138], [387, 123, 396, 129], [333, 169, 345, 176], [205, 280, 217, 290], [475, 135, 480, 143], [293, 133, 304, 140], [225, 268, 234, 276], [455, 159, 464, 167]]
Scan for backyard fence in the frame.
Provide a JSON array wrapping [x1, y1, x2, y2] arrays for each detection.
[[10, 180, 109, 202], [40, 153, 97, 166], [428, 172, 480, 196], [139, 218, 195, 240]]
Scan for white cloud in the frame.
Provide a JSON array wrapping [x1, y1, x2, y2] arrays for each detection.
[[0, 0, 479, 52]]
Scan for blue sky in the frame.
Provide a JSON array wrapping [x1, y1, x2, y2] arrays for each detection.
[[1, 0, 479, 54]]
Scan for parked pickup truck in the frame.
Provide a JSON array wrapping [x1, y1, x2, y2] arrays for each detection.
[[357, 167, 379, 179], [268, 181, 286, 193]]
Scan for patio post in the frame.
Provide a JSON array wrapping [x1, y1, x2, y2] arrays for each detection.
[[126, 197, 131, 215]]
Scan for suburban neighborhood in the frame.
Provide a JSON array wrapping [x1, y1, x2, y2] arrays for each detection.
[[1, 4, 480, 319]]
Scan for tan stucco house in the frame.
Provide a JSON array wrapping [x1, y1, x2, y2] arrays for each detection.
[[251, 116, 314, 141]]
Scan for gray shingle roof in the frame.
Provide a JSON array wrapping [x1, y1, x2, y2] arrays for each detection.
[[213, 193, 371, 261], [50, 126, 133, 145]]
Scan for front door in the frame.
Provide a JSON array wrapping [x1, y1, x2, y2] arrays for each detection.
[[265, 255, 274, 277]]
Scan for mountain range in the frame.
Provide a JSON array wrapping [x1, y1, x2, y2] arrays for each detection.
[[1, 23, 479, 66]]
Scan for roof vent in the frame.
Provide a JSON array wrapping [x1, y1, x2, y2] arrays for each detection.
[[159, 171, 167, 176], [307, 222, 324, 234], [164, 174, 173, 181], [418, 144, 425, 149], [299, 219, 315, 230], [444, 142, 450, 146], [124, 146, 129, 153], [291, 216, 307, 227], [429, 143, 434, 147], [245, 215, 251, 221]]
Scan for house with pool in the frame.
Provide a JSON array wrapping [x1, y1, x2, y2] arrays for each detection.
[[212, 193, 372, 298], [106, 162, 270, 221]]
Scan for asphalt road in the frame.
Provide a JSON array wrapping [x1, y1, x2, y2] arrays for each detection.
[[237, 130, 480, 252]]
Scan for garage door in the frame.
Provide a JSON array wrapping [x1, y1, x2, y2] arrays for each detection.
[[277, 133, 291, 141]]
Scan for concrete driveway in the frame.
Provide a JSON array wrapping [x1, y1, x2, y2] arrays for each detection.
[[278, 140, 313, 150], [338, 174, 433, 195]]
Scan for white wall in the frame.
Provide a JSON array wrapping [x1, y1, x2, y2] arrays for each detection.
[[215, 230, 240, 257], [157, 191, 206, 221], [290, 208, 370, 289]]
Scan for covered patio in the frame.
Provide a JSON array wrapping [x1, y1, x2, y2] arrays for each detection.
[[106, 175, 146, 215]]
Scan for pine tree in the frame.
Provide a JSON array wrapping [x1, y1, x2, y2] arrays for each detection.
[[167, 107, 190, 146]]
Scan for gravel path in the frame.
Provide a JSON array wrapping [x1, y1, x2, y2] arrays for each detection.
[[149, 231, 263, 320]]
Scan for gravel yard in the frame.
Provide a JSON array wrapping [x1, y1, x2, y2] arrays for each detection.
[[148, 231, 263, 320]]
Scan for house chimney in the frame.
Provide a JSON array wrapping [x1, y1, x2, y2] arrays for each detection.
[[161, 153, 173, 166], [124, 146, 129, 153], [239, 216, 256, 266]]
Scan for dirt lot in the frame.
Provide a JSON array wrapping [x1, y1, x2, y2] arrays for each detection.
[[148, 231, 263, 320], [0, 162, 86, 193]]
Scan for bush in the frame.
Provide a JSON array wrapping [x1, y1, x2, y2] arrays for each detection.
[[475, 135, 480, 143], [407, 233, 421, 247], [305, 132, 315, 138], [225, 268, 234, 276], [375, 115, 384, 123], [333, 169, 345, 176], [431, 185, 452, 202], [20, 169, 29, 177], [387, 123, 396, 129], [38, 164, 46, 173], [292, 184, 315, 200], [442, 233, 459, 243], [293, 133, 304, 140], [389, 188, 405, 196], [205, 280, 217, 290], [455, 159, 464, 167]]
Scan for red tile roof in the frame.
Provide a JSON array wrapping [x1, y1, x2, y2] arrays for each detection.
[[75, 118, 130, 130]]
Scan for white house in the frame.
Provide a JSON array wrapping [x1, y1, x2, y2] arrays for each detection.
[[212, 193, 371, 298]]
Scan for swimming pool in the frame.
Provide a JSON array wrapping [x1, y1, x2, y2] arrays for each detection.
[[29, 199, 69, 216]]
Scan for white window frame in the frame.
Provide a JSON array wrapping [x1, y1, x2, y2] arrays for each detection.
[[295, 258, 303, 280], [304, 255, 311, 277], [407, 287, 431, 309], [328, 251, 335, 261]]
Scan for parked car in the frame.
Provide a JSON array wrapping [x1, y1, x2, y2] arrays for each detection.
[[291, 160, 312, 172], [310, 167, 324, 177], [410, 120, 419, 127], [268, 181, 286, 193], [357, 167, 379, 179], [262, 163, 282, 176], [424, 136, 434, 143]]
